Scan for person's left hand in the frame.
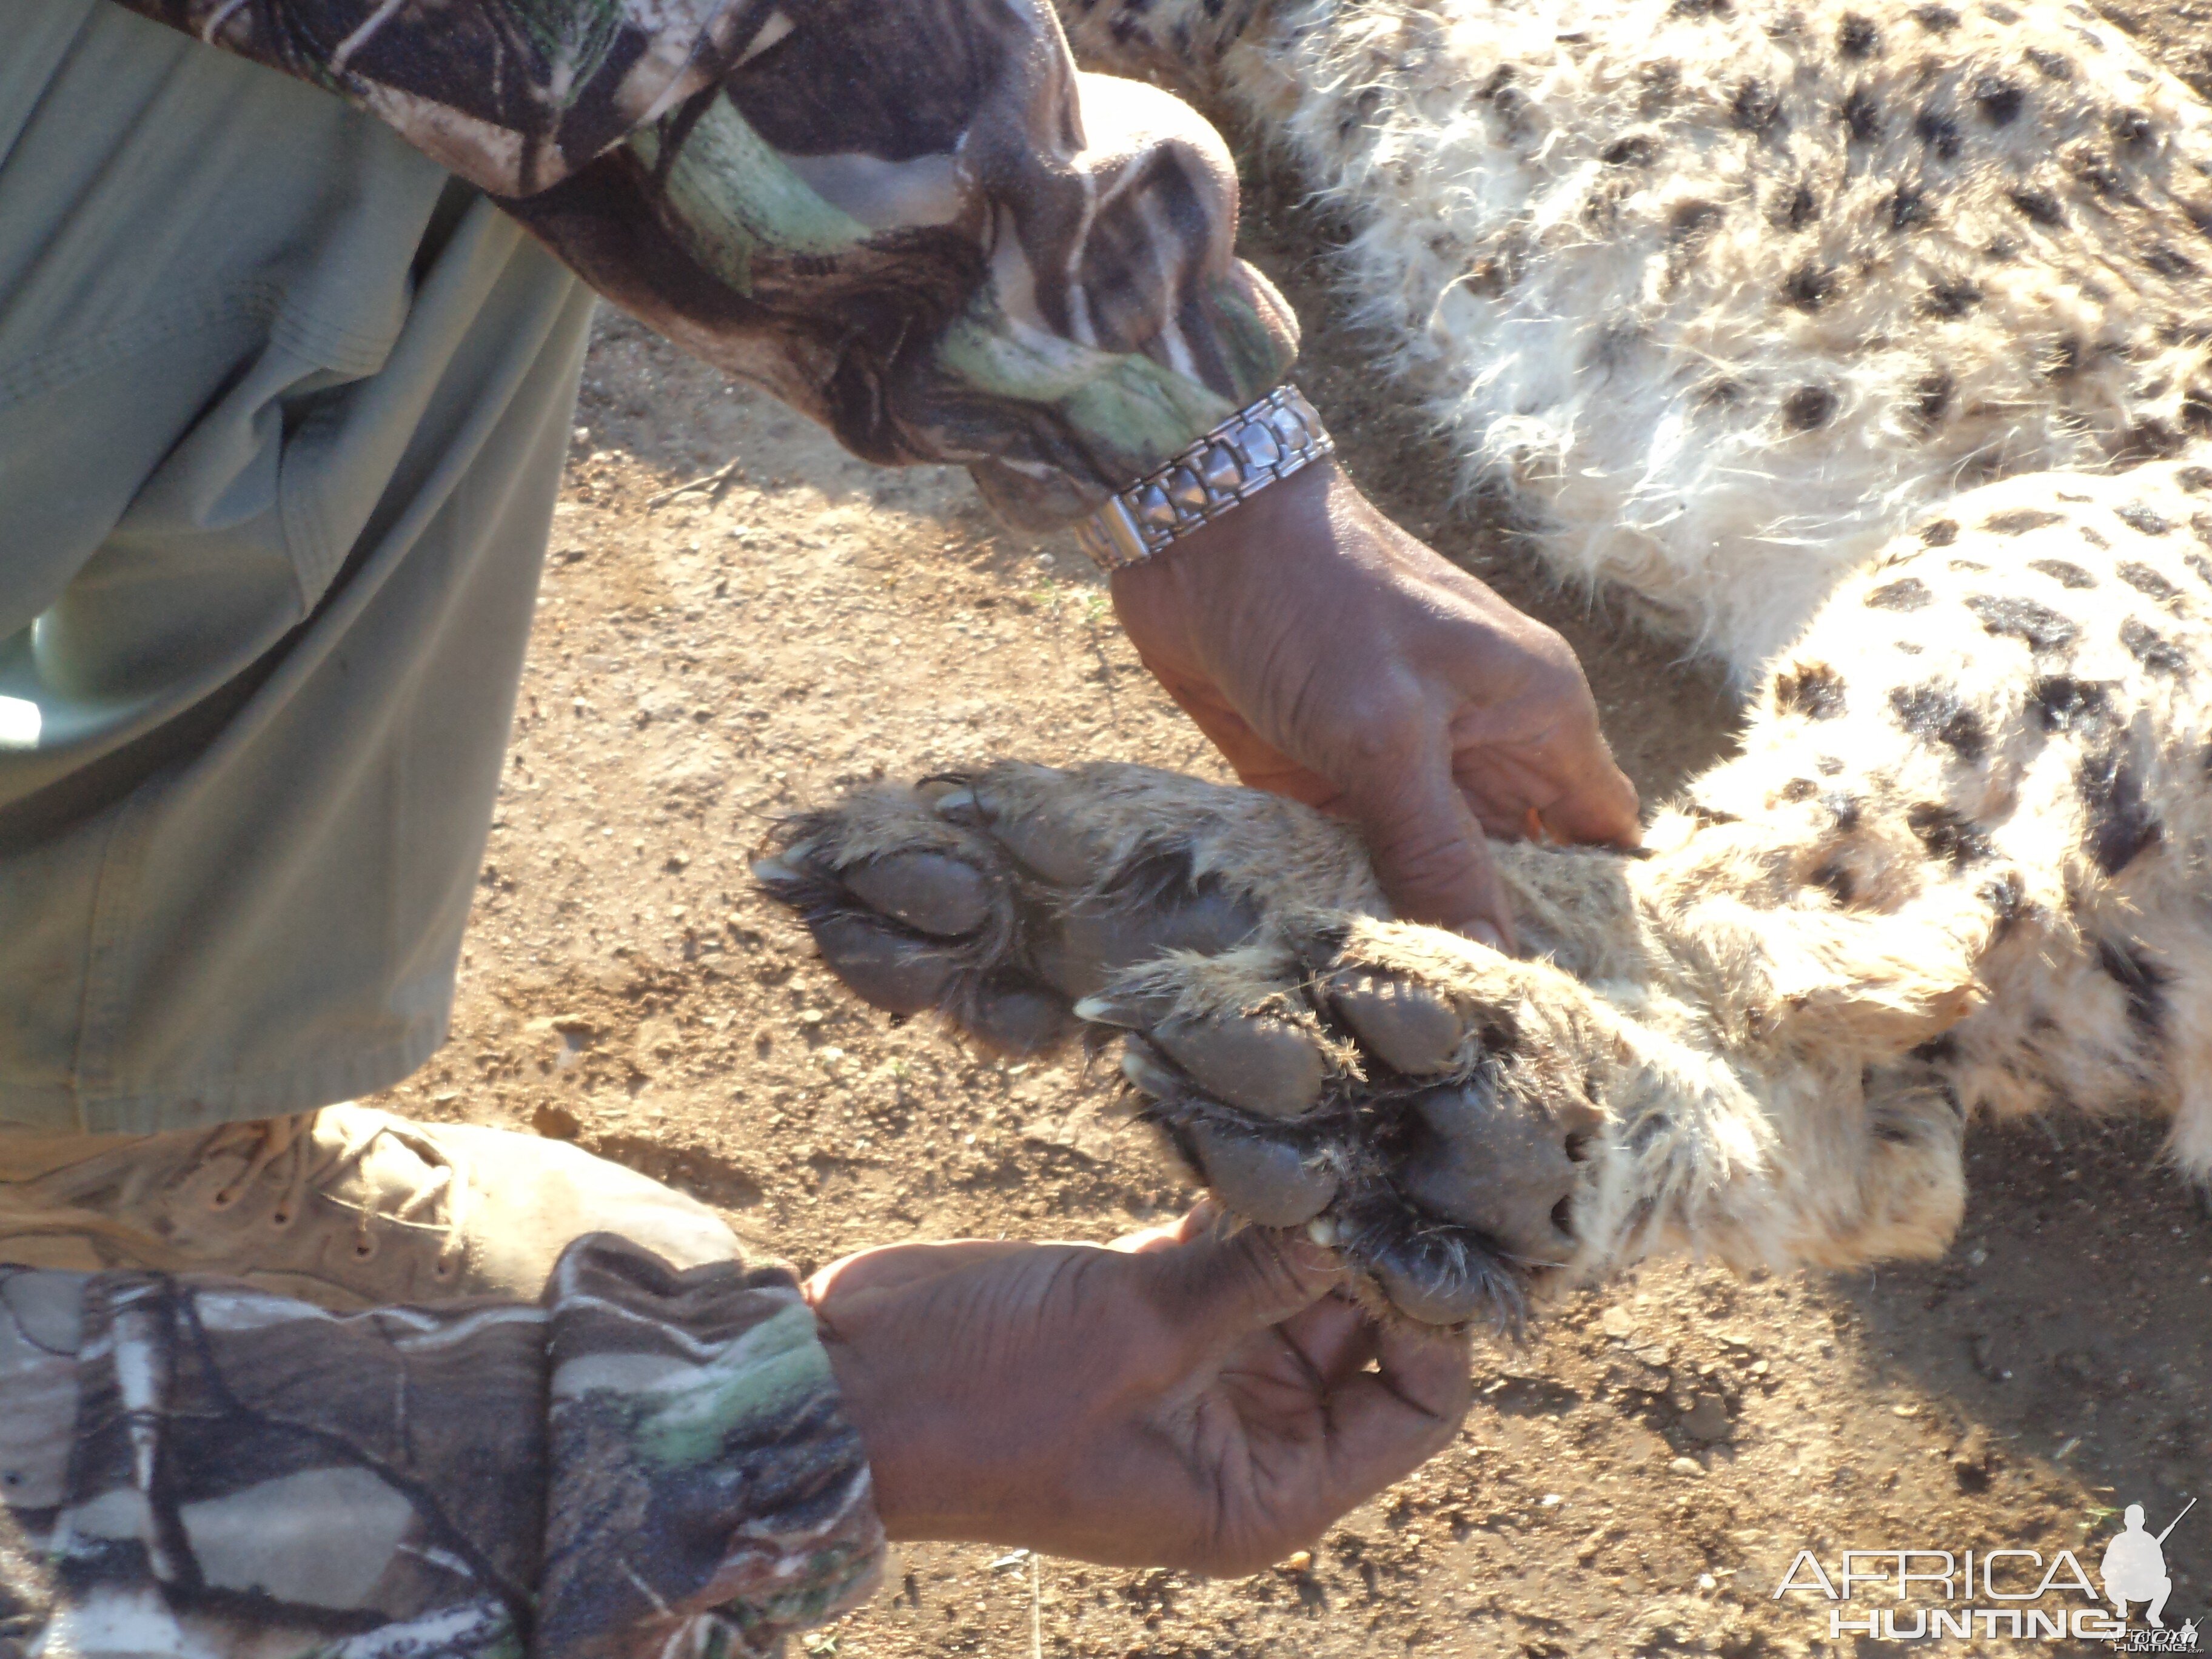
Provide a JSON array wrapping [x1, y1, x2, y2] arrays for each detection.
[[1110, 458, 1640, 950], [805, 1208, 1472, 1575]]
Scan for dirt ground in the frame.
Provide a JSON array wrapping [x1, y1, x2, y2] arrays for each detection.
[[374, 16, 2212, 1652]]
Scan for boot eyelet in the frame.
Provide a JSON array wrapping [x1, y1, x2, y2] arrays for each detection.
[[352, 1237, 378, 1260], [431, 1258, 457, 1281], [209, 1187, 240, 1210], [269, 1208, 293, 1228]]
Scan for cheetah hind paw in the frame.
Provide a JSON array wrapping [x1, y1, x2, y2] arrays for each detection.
[[751, 760, 1382, 1056]]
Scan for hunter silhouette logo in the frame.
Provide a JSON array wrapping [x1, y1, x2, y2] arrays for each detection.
[[2103, 1501, 2194, 1631], [1774, 1495, 2200, 1645]]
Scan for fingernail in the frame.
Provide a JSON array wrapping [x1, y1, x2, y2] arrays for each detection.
[[1467, 920, 1504, 951]]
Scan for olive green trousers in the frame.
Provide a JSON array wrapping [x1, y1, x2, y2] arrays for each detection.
[[0, 0, 595, 1131]]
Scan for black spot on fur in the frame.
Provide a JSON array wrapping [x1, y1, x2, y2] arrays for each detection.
[[2196, 514, 2212, 548], [2041, 335, 2083, 380], [1911, 372, 1956, 429], [1603, 133, 1660, 166], [1669, 199, 1725, 245], [1826, 793, 1863, 831], [1732, 79, 1785, 135], [1980, 870, 2031, 937], [1890, 684, 1989, 761], [1913, 3, 1960, 27], [2120, 616, 2188, 674], [1842, 84, 1883, 142], [2028, 558, 2096, 589], [2095, 937, 2169, 1038], [2117, 561, 2183, 605], [1809, 860, 1858, 903], [1816, 756, 1844, 775], [2009, 186, 2066, 226], [2070, 147, 2123, 199], [1923, 276, 1983, 317], [1775, 661, 1847, 719], [2080, 525, 2110, 550], [1866, 577, 1932, 610], [1920, 519, 1959, 547], [2108, 107, 2154, 149], [1915, 107, 1962, 158], [1974, 77, 2024, 123], [1966, 593, 2079, 654], [1906, 800, 1995, 863], [1777, 777, 1818, 802], [2116, 503, 2174, 536], [1911, 1031, 1960, 1064], [2032, 675, 2115, 734], [1983, 508, 2065, 534], [2079, 744, 2163, 874], [1889, 185, 1932, 230], [1838, 12, 1880, 53], [1776, 183, 1821, 230], [1783, 385, 1838, 430], [1949, 558, 1988, 572], [1783, 262, 1838, 310], [1687, 799, 1741, 827], [2144, 244, 2202, 280], [2026, 47, 2073, 78], [2187, 551, 2212, 589], [2178, 467, 2212, 494]]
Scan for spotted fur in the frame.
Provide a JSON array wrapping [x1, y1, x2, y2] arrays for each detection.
[[1054, 0, 2212, 679]]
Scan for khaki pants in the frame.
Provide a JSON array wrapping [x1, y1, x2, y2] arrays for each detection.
[[0, 0, 594, 1132]]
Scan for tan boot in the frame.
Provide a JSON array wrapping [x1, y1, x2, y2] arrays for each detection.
[[0, 1104, 740, 1307]]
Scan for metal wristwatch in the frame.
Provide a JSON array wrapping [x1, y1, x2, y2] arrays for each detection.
[[1072, 384, 1336, 572]]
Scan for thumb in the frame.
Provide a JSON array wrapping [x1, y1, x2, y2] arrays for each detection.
[[1142, 1224, 1344, 1356], [1347, 747, 1517, 951]]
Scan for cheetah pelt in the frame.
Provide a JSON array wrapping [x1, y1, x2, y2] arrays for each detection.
[[1053, 0, 2212, 680], [760, 457, 2212, 1327]]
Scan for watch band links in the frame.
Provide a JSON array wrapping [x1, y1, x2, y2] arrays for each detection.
[[1072, 384, 1336, 572]]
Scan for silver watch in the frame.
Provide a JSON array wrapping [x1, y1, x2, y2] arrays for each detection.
[[1072, 385, 1336, 572]]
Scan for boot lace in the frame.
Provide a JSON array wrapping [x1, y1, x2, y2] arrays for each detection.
[[203, 1111, 471, 1279]]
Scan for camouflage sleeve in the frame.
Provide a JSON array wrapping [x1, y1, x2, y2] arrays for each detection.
[[104, 0, 1302, 528], [0, 1239, 883, 1659]]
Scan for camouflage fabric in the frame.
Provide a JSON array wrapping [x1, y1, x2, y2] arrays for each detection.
[[0, 1235, 882, 1659], [104, 0, 1301, 528]]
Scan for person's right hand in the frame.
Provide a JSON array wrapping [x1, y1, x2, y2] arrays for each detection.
[[805, 1209, 1472, 1576]]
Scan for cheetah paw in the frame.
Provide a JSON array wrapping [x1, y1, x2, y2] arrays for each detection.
[[752, 760, 1383, 1054], [1081, 911, 1609, 1328]]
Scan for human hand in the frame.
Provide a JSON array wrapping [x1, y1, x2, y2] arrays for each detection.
[[804, 1209, 1472, 1575], [1110, 457, 1640, 948]]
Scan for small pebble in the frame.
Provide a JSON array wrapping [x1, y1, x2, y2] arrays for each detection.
[[1669, 1457, 1703, 1477]]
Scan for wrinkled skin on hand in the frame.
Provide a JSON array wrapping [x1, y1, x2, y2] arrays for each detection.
[[1110, 460, 1640, 948], [805, 1207, 1473, 1577]]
